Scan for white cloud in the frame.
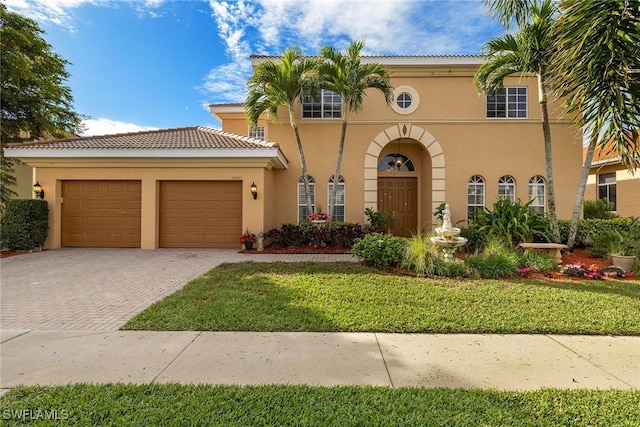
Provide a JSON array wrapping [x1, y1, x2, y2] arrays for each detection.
[[81, 118, 158, 136], [204, 0, 501, 102], [4, 0, 165, 30]]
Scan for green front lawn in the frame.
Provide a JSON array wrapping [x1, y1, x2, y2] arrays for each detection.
[[123, 262, 640, 335], [2, 384, 638, 426]]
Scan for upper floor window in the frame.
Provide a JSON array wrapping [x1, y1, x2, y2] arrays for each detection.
[[487, 87, 527, 118], [248, 125, 264, 140], [528, 175, 546, 214], [302, 90, 342, 119], [467, 175, 485, 219], [391, 85, 419, 115], [498, 175, 516, 202], [397, 93, 412, 109], [328, 175, 346, 222], [598, 172, 617, 210], [298, 176, 316, 223], [377, 153, 415, 172]]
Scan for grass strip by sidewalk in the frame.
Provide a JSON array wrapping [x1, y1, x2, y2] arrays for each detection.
[[123, 262, 640, 334], [2, 384, 638, 426]]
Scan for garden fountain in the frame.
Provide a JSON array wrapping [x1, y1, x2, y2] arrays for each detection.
[[430, 204, 468, 261]]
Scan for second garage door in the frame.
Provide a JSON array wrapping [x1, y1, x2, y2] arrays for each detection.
[[160, 181, 242, 248]]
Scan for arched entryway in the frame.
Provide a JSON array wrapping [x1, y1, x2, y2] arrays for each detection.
[[364, 123, 445, 234]]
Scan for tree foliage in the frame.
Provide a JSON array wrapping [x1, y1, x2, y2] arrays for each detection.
[[245, 48, 317, 215], [0, 4, 83, 210], [317, 40, 393, 223], [475, 0, 561, 242]]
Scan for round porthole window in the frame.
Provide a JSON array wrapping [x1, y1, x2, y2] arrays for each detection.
[[391, 86, 419, 115], [397, 93, 412, 109]]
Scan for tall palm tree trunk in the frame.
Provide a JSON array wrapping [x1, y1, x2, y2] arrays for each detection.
[[538, 76, 560, 242], [328, 120, 348, 224], [567, 134, 597, 249], [289, 106, 312, 215]]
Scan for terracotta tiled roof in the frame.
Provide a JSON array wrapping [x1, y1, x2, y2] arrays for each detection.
[[9, 126, 279, 150], [584, 134, 639, 164]]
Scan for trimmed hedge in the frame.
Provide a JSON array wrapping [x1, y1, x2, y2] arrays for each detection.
[[351, 233, 407, 267], [264, 221, 365, 249], [558, 217, 633, 247], [1, 199, 49, 250]]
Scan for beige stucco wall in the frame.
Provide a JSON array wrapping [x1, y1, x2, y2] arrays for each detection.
[[8, 161, 34, 199], [586, 163, 640, 217], [30, 161, 272, 249], [219, 70, 582, 229]]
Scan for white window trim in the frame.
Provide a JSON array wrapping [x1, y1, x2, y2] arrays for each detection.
[[467, 175, 485, 219], [498, 175, 516, 202], [391, 85, 419, 115], [327, 176, 346, 222], [302, 89, 342, 119], [528, 175, 546, 213], [248, 125, 265, 140], [486, 86, 528, 119], [297, 176, 316, 223]]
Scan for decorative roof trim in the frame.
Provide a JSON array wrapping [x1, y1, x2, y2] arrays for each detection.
[[250, 54, 484, 67]]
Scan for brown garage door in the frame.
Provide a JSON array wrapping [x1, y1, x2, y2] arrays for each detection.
[[62, 181, 141, 247], [160, 181, 242, 248]]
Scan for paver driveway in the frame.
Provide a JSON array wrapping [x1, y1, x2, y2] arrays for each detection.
[[1, 248, 356, 331]]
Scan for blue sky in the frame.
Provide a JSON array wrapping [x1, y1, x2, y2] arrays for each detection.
[[5, 0, 505, 136]]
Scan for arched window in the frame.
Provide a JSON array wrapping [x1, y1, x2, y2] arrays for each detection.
[[498, 175, 516, 202], [328, 175, 346, 222], [297, 176, 316, 223], [528, 176, 546, 214], [377, 153, 415, 171], [467, 175, 485, 219]]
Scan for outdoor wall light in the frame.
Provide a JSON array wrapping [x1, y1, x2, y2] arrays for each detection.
[[250, 182, 258, 200], [33, 182, 45, 199]]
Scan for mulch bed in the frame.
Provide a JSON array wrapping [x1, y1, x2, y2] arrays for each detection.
[[0, 249, 38, 259], [243, 246, 637, 281], [240, 245, 351, 254]]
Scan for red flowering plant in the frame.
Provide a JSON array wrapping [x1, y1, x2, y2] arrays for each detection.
[[239, 229, 256, 244], [307, 212, 329, 221]]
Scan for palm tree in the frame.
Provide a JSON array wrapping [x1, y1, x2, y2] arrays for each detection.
[[551, 0, 640, 249], [484, 0, 536, 27], [475, 0, 562, 242], [318, 40, 393, 223], [245, 48, 317, 215]]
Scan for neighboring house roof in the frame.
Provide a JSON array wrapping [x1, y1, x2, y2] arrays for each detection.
[[584, 135, 639, 168], [4, 126, 288, 169], [209, 103, 246, 115]]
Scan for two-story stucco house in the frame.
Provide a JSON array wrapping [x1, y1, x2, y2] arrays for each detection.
[[4, 55, 583, 249]]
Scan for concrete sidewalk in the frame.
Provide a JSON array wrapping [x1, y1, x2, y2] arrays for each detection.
[[1, 330, 638, 393]]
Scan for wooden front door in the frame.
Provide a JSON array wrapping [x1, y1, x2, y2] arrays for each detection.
[[377, 177, 417, 237]]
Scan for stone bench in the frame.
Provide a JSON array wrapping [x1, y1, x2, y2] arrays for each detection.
[[518, 242, 568, 264]]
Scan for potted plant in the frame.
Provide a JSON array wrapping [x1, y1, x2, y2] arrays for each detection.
[[609, 218, 640, 273], [307, 207, 329, 224], [240, 228, 256, 250]]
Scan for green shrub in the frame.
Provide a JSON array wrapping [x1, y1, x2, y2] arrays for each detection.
[[588, 230, 623, 258], [471, 198, 551, 248], [1, 199, 49, 250], [402, 233, 439, 277], [352, 233, 406, 267], [459, 223, 486, 254], [364, 208, 394, 233], [559, 217, 633, 247], [328, 222, 365, 248], [433, 258, 471, 278], [464, 239, 519, 279], [518, 250, 557, 273], [583, 199, 616, 219]]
